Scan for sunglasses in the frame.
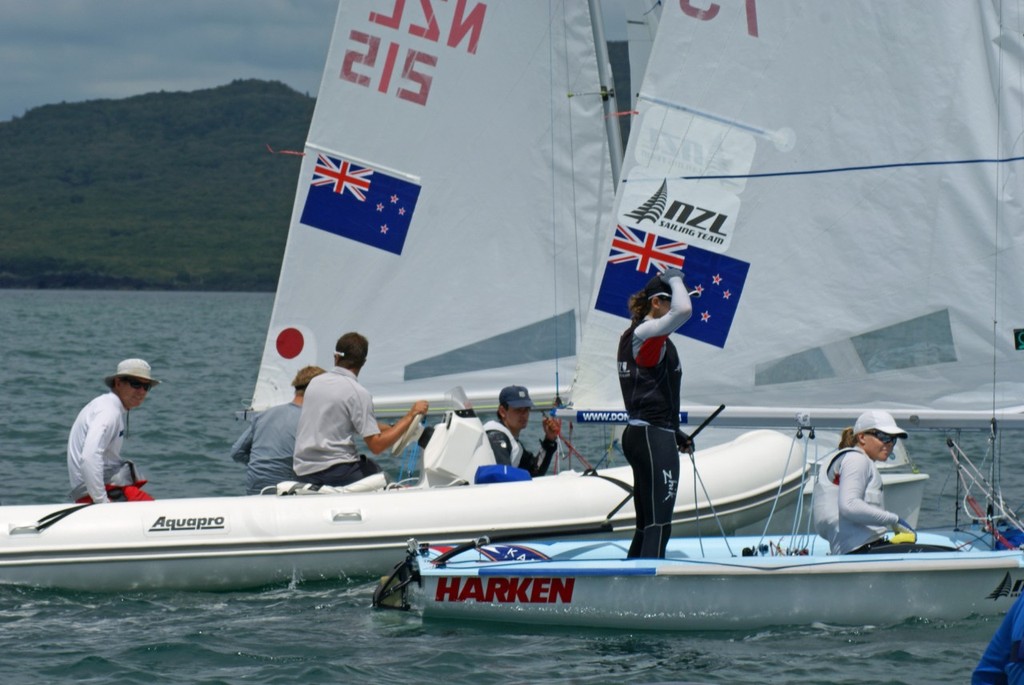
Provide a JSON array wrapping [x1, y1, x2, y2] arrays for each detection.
[[867, 431, 898, 446], [650, 294, 671, 303], [123, 378, 153, 392]]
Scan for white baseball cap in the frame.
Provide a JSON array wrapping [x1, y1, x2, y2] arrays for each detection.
[[853, 409, 907, 438]]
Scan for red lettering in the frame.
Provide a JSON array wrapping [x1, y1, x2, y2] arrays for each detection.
[[548, 577, 574, 603], [679, 0, 719, 21], [398, 50, 437, 105], [448, 0, 487, 54], [342, 0, 488, 105], [458, 577, 485, 602], [409, 0, 441, 42], [443, 577, 574, 604], [435, 576, 461, 601], [745, 0, 759, 37], [341, 31, 379, 87], [486, 577, 510, 602], [378, 41, 401, 94], [369, 0, 404, 29], [678, 0, 759, 38], [512, 577, 531, 602], [530, 577, 551, 603]]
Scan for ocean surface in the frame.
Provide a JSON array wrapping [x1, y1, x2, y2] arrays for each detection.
[[0, 289, 1017, 684]]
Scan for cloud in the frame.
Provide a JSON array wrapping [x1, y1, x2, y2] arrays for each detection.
[[0, 0, 338, 121]]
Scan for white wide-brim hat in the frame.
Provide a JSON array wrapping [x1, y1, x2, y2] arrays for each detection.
[[104, 358, 160, 389], [853, 409, 907, 438]]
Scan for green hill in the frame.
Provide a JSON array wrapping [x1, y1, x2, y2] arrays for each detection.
[[0, 79, 314, 290]]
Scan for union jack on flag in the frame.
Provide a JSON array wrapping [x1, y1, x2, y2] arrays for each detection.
[[608, 224, 686, 273], [300, 151, 421, 256], [594, 224, 750, 348], [311, 154, 373, 200]]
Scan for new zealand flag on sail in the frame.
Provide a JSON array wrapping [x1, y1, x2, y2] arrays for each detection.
[[300, 152, 421, 256], [594, 224, 750, 348]]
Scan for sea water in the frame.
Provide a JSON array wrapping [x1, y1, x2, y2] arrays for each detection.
[[0, 289, 1015, 684]]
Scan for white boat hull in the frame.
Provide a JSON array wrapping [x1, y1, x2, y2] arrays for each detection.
[[395, 532, 1024, 631], [0, 430, 806, 591]]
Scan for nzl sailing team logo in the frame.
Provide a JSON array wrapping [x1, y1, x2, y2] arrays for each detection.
[[622, 178, 739, 253]]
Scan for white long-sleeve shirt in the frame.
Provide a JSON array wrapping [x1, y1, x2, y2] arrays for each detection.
[[814, 447, 899, 554], [67, 392, 127, 503]]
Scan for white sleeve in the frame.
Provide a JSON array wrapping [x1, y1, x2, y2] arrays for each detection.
[[633, 276, 693, 340]]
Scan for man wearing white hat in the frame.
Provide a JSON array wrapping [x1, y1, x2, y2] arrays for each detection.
[[67, 358, 160, 503]]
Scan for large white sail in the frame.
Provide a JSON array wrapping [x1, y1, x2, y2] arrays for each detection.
[[570, 1, 1024, 428], [253, 1, 617, 413]]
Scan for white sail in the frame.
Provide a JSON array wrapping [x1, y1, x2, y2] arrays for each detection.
[[253, 1, 617, 413], [570, 1, 1024, 429]]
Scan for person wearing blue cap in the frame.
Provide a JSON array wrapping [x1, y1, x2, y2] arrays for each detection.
[[617, 268, 693, 559], [483, 385, 561, 477]]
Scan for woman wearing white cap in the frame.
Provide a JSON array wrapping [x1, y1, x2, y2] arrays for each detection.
[[67, 358, 159, 503], [812, 409, 916, 554]]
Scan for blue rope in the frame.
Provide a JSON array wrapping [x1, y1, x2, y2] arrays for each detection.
[[397, 444, 421, 482], [624, 154, 1024, 182]]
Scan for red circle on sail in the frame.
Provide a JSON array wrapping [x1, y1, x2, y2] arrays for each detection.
[[276, 328, 304, 359]]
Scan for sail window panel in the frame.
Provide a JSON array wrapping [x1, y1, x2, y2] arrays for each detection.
[[754, 348, 835, 386], [404, 311, 576, 381], [850, 310, 957, 373]]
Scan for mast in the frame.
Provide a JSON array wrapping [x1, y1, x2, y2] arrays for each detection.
[[588, 0, 624, 185]]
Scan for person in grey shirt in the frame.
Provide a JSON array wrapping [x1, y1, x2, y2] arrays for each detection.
[[230, 365, 325, 494], [293, 332, 428, 487]]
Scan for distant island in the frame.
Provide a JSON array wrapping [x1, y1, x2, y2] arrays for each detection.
[[0, 79, 314, 291]]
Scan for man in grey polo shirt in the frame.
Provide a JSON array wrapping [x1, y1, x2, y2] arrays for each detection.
[[293, 332, 429, 487]]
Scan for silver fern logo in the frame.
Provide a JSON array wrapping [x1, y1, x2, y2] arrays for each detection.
[[624, 180, 668, 224], [987, 572, 1015, 600]]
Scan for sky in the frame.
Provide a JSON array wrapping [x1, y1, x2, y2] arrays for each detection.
[[0, 0, 633, 123]]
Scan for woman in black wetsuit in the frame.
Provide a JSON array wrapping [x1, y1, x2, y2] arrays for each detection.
[[617, 268, 693, 559]]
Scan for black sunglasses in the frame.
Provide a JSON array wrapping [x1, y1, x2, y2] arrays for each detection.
[[123, 378, 152, 391], [867, 430, 898, 445]]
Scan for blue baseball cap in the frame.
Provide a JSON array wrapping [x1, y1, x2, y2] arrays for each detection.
[[499, 385, 534, 408]]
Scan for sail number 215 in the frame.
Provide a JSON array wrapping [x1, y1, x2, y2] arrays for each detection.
[[340, 0, 488, 107]]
